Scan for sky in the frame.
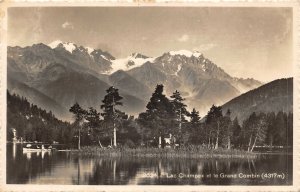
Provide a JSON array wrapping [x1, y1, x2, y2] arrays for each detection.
[[8, 7, 293, 82]]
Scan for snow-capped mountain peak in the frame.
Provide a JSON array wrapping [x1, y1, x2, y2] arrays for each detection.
[[169, 50, 202, 58], [48, 41, 99, 56], [130, 52, 149, 59], [48, 40, 77, 54], [108, 53, 155, 74], [86, 47, 95, 55], [48, 40, 63, 49]]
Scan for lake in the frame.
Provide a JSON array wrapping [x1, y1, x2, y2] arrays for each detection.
[[7, 143, 292, 185]]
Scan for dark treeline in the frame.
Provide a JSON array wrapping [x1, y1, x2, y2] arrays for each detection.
[[191, 108, 293, 151], [7, 84, 293, 151], [7, 91, 72, 144]]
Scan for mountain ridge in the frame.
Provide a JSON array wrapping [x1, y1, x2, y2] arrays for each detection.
[[222, 77, 293, 123], [8, 42, 263, 119]]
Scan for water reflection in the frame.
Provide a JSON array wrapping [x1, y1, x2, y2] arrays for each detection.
[[12, 143, 16, 160], [7, 144, 292, 185]]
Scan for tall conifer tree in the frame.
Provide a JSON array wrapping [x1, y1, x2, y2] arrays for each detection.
[[101, 86, 125, 147], [170, 90, 189, 143], [69, 102, 86, 150], [137, 84, 174, 147]]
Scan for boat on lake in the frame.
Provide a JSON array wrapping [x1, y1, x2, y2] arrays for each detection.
[[23, 144, 54, 152]]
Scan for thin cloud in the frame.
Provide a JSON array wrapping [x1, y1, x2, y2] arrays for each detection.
[[62, 21, 74, 30], [177, 34, 189, 42], [194, 43, 217, 52]]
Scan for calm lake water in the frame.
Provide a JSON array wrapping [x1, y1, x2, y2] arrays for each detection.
[[7, 144, 292, 185]]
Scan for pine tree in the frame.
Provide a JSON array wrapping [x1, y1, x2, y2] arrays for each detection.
[[232, 117, 241, 148], [85, 107, 101, 128], [69, 102, 86, 150], [266, 112, 276, 147], [85, 107, 103, 147], [170, 90, 189, 144], [137, 84, 174, 147], [205, 105, 223, 149], [189, 108, 202, 144], [190, 108, 200, 124], [222, 109, 233, 149], [274, 111, 287, 146], [100, 86, 124, 147]]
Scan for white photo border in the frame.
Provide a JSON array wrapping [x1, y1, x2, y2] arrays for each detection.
[[0, 1, 299, 191]]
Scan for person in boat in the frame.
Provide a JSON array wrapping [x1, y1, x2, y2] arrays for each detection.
[[25, 144, 39, 149]]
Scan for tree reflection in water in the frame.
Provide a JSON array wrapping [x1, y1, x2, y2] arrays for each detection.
[[86, 157, 140, 185], [7, 144, 292, 185]]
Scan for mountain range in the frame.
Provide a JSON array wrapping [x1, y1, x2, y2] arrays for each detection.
[[8, 41, 263, 120]]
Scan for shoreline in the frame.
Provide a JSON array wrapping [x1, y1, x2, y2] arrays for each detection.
[[8, 143, 292, 157], [70, 146, 260, 159]]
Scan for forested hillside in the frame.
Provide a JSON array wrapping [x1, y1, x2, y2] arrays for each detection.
[[7, 91, 72, 143], [223, 78, 292, 123]]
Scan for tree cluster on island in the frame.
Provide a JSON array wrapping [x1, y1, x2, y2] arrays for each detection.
[[67, 84, 292, 151], [7, 84, 292, 152]]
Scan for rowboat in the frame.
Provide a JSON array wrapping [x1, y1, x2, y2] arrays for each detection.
[[23, 144, 53, 153], [23, 148, 52, 152]]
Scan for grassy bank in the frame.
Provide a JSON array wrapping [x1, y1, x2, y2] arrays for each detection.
[[72, 146, 258, 159]]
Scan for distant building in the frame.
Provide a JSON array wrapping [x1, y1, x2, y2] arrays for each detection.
[[164, 133, 176, 148]]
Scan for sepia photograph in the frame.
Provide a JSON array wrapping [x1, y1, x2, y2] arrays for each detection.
[[2, 4, 296, 189]]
